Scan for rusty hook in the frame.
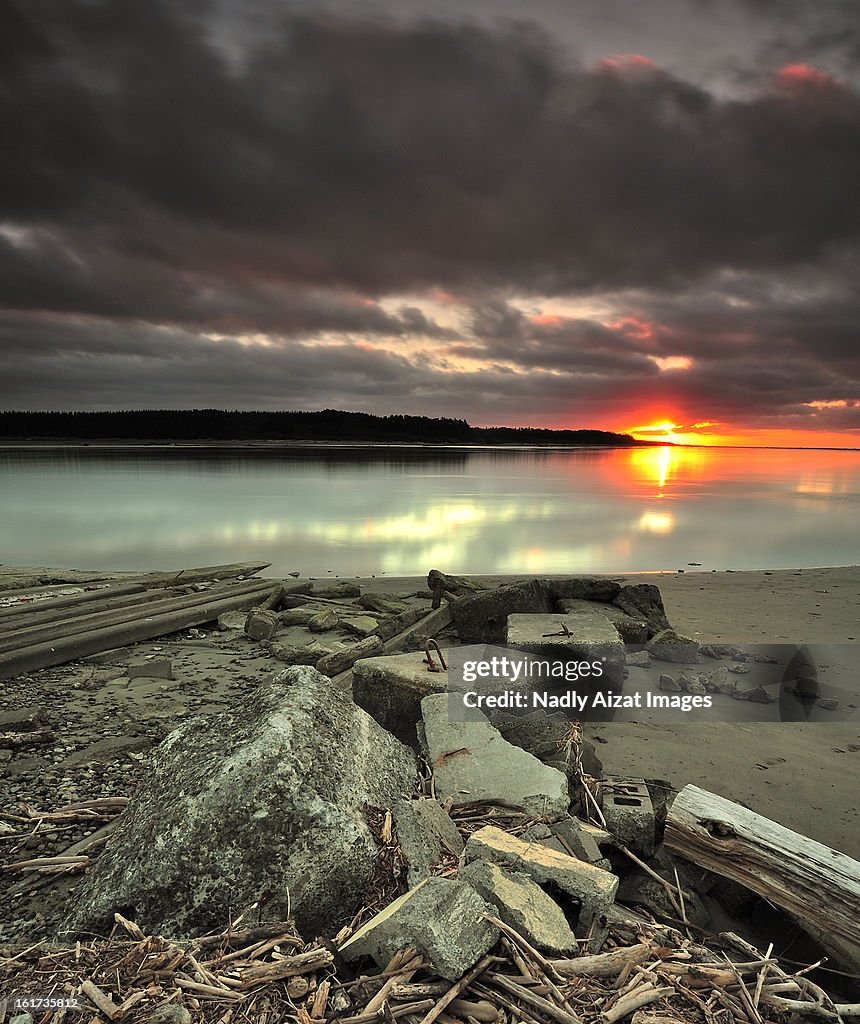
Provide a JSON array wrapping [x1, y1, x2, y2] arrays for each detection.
[[423, 637, 448, 672]]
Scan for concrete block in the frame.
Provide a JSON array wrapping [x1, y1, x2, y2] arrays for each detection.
[[466, 825, 618, 951], [551, 817, 606, 863], [315, 636, 383, 677], [646, 628, 699, 664], [393, 798, 464, 887], [601, 775, 655, 855], [626, 650, 652, 668], [612, 584, 671, 638], [544, 577, 622, 603], [506, 613, 625, 687], [460, 860, 578, 955], [452, 581, 549, 643], [421, 694, 570, 818], [339, 877, 499, 980], [128, 659, 173, 681], [556, 599, 648, 644], [341, 615, 379, 637], [245, 608, 280, 641], [520, 818, 606, 865], [278, 607, 318, 626], [308, 610, 339, 633], [353, 650, 448, 746], [494, 712, 603, 780]]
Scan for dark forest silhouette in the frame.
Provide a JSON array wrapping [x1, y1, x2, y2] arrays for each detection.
[[0, 410, 644, 446]]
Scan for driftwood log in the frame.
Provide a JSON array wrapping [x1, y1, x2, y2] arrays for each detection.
[[665, 784, 860, 968]]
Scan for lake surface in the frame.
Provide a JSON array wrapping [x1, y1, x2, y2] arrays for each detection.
[[1, 445, 858, 577]]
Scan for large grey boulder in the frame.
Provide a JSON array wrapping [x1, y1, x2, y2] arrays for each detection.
[[65, 668, 417, 939]]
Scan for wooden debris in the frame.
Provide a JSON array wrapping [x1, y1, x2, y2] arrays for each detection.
[[2, 915, 858, 1024], [665, 784, 860, 967]]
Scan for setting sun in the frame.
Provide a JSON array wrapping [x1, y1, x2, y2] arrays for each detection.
[[628, 420, 689, 444]]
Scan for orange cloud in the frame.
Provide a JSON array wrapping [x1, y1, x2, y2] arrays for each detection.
[[597, 54, 657, 72], [775, 63, 834, 91], [608, 316, 655, 342]]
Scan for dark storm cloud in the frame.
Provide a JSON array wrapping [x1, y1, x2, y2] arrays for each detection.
[[4, 1, 860, 297], [0, 228, 455, 337], [726, 0, 860, 71]]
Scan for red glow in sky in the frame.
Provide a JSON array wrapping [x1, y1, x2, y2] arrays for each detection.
[[775, 63, 834, 90]]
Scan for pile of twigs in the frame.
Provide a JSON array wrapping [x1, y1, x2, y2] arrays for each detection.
[[2, 798, 129, 901], [3, 909, 858, 1024]]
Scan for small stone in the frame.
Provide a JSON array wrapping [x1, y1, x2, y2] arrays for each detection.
[[659, 674, 681, 692], [217, 609, 246, 631], [817, 697, 839, 710], [308, 610, 339, 633], [625, 650, 652, 668], [646, 628, 699, 664], [0, 706, 47, 731], [359, 593, 410, 616], [278, 607, 318, 626], [128, 659, 173, 681], [267, 641, 332, 665], [244, 608, 280, 641]]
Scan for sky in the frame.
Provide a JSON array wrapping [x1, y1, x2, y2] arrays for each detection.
[[2, 0, 860, 446]]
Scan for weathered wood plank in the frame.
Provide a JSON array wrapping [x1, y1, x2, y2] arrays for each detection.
[[0, 582, 149, 624], [0, 582, 274, 680], [0, 579, 274, 654], [665, 784, 860, 967]]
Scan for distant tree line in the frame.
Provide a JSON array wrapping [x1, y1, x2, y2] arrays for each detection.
[[0, 409, 641, 446]]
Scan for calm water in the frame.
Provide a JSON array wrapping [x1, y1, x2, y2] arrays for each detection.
[[1, 445, 858, 577]]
